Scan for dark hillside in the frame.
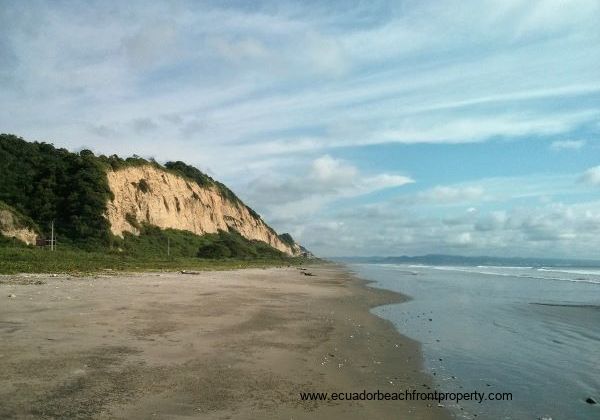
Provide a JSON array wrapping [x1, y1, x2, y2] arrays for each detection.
[[0, 134, 111, 248]]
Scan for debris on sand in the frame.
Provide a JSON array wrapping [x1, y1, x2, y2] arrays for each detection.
[[8, 293, 16, 298], [0, 278, 45, 286], [301, 272, 315, 276], [180, 270, 201, 275]]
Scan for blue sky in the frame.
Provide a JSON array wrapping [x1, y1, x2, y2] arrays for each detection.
[[1, 0, 600, 258]]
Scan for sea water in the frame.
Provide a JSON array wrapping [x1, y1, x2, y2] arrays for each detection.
[[351, 263, 600, 420]]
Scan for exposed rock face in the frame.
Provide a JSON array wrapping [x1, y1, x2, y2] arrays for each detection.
[[105, 165, 300, 256], [0, 207, 37, 245]]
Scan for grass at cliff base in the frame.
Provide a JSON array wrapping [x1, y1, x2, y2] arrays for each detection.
[[0, 222, 312, 274], [0, 246, 309, 274]]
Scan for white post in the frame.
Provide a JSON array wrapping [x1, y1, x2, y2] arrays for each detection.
[[51, 220, 54, 251]]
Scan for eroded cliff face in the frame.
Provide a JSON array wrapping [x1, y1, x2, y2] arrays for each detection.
[[105, 165, 300, 255], [0, 207, 37, 245]]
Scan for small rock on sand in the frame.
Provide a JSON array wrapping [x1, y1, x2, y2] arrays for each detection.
[[8, 294, 16, 298]]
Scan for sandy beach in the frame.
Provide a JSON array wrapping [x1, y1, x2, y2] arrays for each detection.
[[0, 264, 450, 419]]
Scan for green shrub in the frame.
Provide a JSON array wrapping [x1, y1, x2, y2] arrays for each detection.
[[197, 242, 232, 258], [195, 229, 285, 260]]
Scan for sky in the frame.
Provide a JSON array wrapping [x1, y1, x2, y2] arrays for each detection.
[[1, 0, 600, 258]]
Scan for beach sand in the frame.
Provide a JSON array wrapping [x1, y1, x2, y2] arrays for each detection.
[[0, 264, 450, 419]]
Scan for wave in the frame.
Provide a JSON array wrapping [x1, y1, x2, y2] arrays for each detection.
[[387, 264, 600, 285], [530, 302, 600, 309], [536, 268, 600, 276], [476, 265, 534, 270]]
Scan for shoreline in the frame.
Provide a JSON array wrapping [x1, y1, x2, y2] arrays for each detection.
[[0, 264, 451, 419]]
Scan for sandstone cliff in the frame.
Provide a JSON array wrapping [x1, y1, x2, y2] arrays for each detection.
[[0, 202, 38, 245], [105, 165, 300, 256]]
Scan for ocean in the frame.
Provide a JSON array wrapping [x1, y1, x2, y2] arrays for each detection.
[[350, 263, 600, 420]]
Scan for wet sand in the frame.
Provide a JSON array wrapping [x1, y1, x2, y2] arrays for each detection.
[[0, 264, 450, 419]]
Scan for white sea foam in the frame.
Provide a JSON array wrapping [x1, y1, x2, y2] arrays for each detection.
[[389, 264, 600, 285], [537, 268, 600, 276]]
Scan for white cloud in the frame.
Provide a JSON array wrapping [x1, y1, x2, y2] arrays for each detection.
[[242, 155, 413, 220], [311, 155, 358, 186], [475, 211, 508, 231], [122, 21, 180, 67], [288, 171, 600, 257], [376, 112, 595, 145], [297, 199, 600, 258], [580, 166, 600, 186], [414, 186, 485, 204], [302, 31, 349, 76], [132, 118, 158, 134], [210, 37, 269, 62], [512, 0, 599, 38], [550, 140, 586, 151], [449, 232, 473, 246]]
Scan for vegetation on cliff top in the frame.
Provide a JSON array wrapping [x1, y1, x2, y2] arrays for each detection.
[[163, 160, 264, 220]]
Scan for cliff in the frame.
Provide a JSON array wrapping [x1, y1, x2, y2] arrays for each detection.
[[0, 134, 303, 257], [105, 165, 301, 256], [0, 201, 38, 245]]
